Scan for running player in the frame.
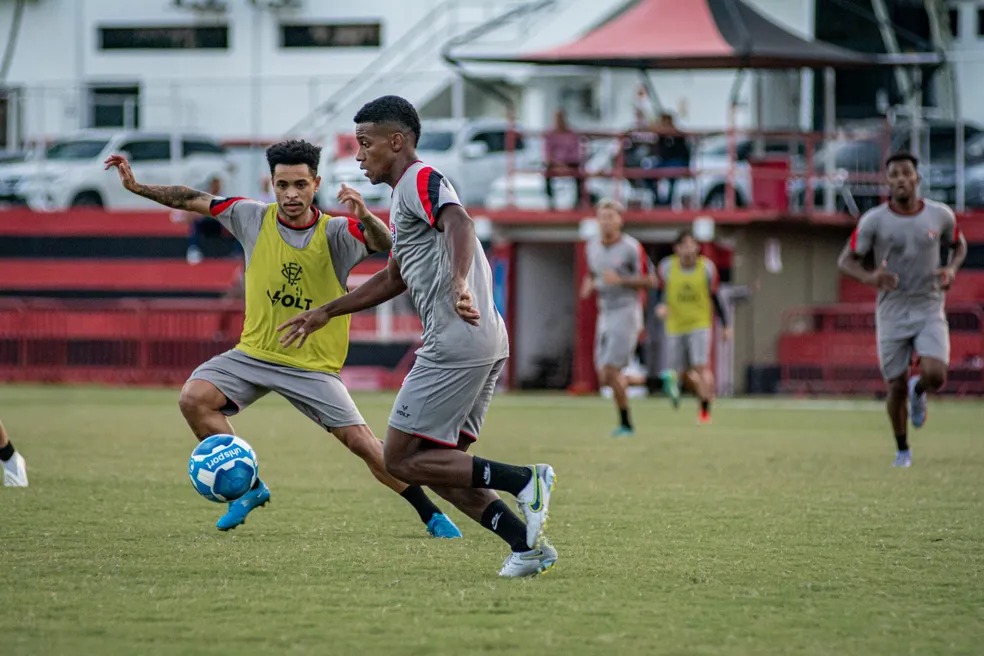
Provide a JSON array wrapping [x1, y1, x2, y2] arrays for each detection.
[[655, 229, 731, 424], [104, 140, 461, 537], [1, 420, 28, 487], [579, 199, 656, 437], [838, 152, 966, 467], [278, 96, 557, 577]]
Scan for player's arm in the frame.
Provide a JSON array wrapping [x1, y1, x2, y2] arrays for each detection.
[[103, 154, 215, 215], [939, 225, 967, 288], [435, 204, 481, 326], [654, 259, 669, 319], [277, 258, 407, 348], [336, 184, 391, 253], [579, 274, 595, 299], [837, 213, 898, 290]]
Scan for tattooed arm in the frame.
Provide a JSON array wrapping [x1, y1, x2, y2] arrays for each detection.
[[104, 154, 217, 216]]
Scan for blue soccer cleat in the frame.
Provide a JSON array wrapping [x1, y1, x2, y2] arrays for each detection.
[[216, 480, 270, 531], [892, 450, 912, 468], [426, 512, 463, 539], [610, 426, 635, 438], [908, 375, 927, 428], [661, 370, 681, 409]]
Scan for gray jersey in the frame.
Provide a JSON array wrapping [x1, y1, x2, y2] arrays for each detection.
[[209, 197, 369, 288], [850, 199, 959, 330], [390, 162, 509, 368], [586, 234, 653, 314]]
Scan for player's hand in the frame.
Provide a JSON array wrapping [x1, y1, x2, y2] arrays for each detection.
[[655, 303, 669, 320], [276, 308, 331, 348], [721, 326, 733, 342], [601, 269, 621, 286], [936, 266, 956, 290], [867, 260, 899, 291], [452, 280, 481, 326], [337, 183, 369, 219], [103, 154, 139, 192], [579, 276, 595, 300]]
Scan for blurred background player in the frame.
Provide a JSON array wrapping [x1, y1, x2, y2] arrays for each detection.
[[104, 140, 461, 538], [278, 95, 556, 577], [656, 229, 731, 424], [0, 420, 28, 487], [580, 198, 656, 437], [838, 152, 966, 468]]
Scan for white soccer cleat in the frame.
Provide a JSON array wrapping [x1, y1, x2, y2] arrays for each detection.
[[498, 539, 558, 578], [2, 452, 28, 487], [516, 463, 555, 549]]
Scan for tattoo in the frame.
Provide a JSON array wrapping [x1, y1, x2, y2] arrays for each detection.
[[359, 212, 393, 252], [132, 183, 211, 211]]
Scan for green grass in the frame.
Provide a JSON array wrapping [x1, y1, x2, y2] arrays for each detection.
[[2, 385, 982, 656]]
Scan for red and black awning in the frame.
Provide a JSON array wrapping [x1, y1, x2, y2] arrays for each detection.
[[451, 0, 941, 70]]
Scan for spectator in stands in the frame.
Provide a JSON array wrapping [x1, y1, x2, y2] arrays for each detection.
[[646, 113, 691, 207], [544, 109, 585, 210]]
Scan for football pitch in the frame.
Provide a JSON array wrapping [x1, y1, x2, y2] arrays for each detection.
[[2, 384, 982, 656]]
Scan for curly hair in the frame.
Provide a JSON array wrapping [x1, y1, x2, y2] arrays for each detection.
[[353, 95, 422, 144], [266, 139, 321, 176]]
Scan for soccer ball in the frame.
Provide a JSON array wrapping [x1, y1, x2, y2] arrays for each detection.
[[188, 434, 258, 503]]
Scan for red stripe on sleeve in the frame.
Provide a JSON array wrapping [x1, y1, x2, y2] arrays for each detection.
[[849, 227, 859, 252], [346, 217, 366, 244], [416, 167, 436, 225], [637, 242, 649, 275], [210, 196, 246, 218]]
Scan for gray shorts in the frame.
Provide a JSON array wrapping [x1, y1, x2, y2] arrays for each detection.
[[188, 349, 365, 431], [389, 358, 505, 447], [877, 315, 950, 380], [665, 328, 711, 371], [594, 309, 642, 370]]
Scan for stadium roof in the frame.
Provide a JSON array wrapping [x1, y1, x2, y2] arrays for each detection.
[[449, 0, 943, 70]]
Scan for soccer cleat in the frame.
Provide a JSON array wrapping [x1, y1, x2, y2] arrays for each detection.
[[498, 538, 558, 578], [892, 450, 912, 468], [610, 426, 634, 438], [698, 409, 712, 425], [216, 480, 270, 531], [661, 370, 681, 409], [426, 512, 463, 539], [908, 375, 928, 428], [2, 452, 28, 487], [516, 464, 555, 549]]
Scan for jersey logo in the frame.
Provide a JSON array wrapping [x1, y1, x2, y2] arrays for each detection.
[[266, 261, 314, 310], [927, 230, 939, 241]]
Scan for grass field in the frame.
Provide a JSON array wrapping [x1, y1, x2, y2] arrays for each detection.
[[2, 384, 982, 656]]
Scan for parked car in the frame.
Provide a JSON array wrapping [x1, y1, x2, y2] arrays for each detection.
[[0, 130, 234, 210], [324, 118, 535, 209], [689, 134, 804, 209]]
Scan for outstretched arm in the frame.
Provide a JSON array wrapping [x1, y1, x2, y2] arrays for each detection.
[[278, 258, 407, 348], [104, 154, 216, 215]]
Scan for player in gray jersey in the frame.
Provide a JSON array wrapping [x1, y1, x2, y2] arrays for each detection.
[[278, 95, 557, 577], [580, 199, 655, 437], [838, 152, 966, 468]]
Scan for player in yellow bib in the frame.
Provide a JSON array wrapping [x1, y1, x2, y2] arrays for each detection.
[[104, 140, 461, 537], [655, 230, 731, 424]]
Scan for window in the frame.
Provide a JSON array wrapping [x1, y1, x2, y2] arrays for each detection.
[[978, 8, 984, 37], [949, 9, 959, 37], [99, 26, 229, 50], [470, 131, 526, 154], [120, 140, 171, 162], [88, 85, 140, 129], [416, 131, 454, 152], [280, 23, 381, 48], [46, 140, 109, 160], [182, 139, 225, 157]]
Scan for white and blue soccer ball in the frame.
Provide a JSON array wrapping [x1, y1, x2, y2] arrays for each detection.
[[188, 434, 258, 503]]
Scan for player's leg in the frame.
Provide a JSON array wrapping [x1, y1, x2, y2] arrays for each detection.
[[275, 366, 460, 539], [596, 314, 637, 436], [661, 334, 683, 409], [908, 316, 951, 429], [689, 329, 714, 424], [0, 420, 28, 487], [879, 336, 914, 467], [183, 350, 271, 529], [384, 361, 555, 549]]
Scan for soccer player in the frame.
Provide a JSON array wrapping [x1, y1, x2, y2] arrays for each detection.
[[0, 420, 28, 487], [655, 229, 731, 424], [838, 152, 966, 468], [579, 198, 656, 437], [277, 96, 557, 577], [104, 140, 461, 538]]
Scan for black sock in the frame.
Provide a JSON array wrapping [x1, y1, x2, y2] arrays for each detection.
[[701, 400, 710, 413], [619, 408, 632, 429], [400, 485, 441, 523], [895, 432, 909, 452], [0, 441, 14, 462], [472, 457, 532, 496], [480, 500, 530, 552]]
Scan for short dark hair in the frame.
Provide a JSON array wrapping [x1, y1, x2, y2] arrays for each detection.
[[885, 151, 918, 169], [266, 139, 321, 176], [353, 95, 422, 144], [674, 228, 695, 246]]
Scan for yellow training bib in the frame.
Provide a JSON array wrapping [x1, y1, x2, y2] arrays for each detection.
[[664, 255, 712, 335], [237, 205, 351, 372]]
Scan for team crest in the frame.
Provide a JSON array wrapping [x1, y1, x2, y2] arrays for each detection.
[[927, 230, 939, 241]]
